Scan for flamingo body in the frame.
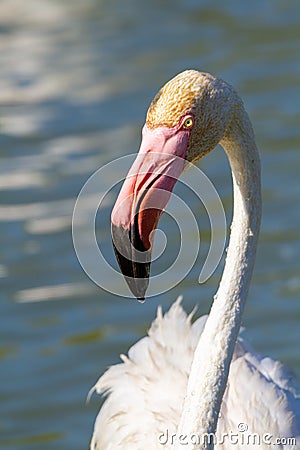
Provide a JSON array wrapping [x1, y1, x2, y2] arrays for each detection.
[[90, 299, 300, 450]]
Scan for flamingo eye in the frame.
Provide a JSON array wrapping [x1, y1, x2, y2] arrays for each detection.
[[182, 116, 194, 129]]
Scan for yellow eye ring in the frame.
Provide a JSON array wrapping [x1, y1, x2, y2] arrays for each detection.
[[182, 116, 194, 129]]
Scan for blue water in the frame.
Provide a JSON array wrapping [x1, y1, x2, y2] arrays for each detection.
[[1, 1, 300, 448]]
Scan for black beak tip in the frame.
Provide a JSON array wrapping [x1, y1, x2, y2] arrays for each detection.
[[123, 274, 149, 302], [111, 224, 151, 301]]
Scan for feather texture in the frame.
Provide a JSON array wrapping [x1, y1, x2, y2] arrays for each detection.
[[90, 298, 300, 450]]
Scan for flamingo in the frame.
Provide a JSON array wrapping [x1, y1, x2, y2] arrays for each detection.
[[90, 70, 300, 449]]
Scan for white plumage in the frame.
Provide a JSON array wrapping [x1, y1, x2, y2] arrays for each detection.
[[90, 298, 300, 449]]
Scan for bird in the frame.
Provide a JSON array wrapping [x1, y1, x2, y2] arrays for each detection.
[[90, 70, 300, 449]]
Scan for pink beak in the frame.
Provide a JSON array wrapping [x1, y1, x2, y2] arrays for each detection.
[[111, 122, 191, 301]]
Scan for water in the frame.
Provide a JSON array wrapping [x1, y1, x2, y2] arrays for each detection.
[[1, 0, 300, 448]]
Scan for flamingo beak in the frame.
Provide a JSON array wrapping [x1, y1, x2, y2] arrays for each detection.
[[111, 123, 190, 301]]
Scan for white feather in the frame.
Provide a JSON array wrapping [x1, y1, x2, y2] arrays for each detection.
[[90, 298, 300, 449]]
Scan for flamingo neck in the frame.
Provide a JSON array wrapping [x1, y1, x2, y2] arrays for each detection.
[[175, 105, 261, 449]]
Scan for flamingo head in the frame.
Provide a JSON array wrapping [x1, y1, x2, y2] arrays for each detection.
[[111, 70, 235, 301]]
